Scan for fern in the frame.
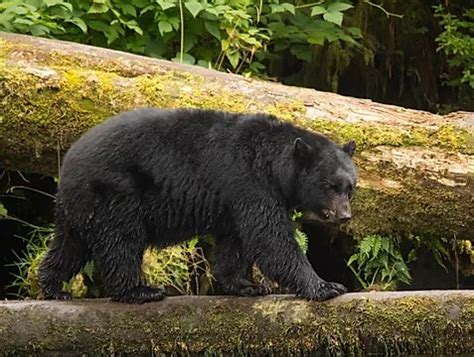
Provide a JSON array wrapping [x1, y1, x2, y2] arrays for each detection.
[[292, 210, 309, 254], [347, 235, 412, 291], [295, 227, 309, 254]]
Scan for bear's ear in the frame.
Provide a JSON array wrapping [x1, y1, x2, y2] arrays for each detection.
[[293, 137, 313, 162], [342, 140, 356, 157]]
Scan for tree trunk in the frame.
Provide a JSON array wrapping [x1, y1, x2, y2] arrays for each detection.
[[0, 292, 472, 355], [0, 32, 472, 240]]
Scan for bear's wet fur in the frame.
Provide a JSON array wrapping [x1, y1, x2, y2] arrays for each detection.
[[39, 108, 357, 303]]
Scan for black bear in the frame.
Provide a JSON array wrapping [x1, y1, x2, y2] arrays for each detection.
[[39, 108, 357, 303]]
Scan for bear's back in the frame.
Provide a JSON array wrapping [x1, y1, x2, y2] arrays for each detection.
[[60, 109, 237, 179]]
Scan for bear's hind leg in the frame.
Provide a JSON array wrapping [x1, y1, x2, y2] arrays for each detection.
[[39, 223, 89, 300], [214, 236, 270, 297], [91, 222, 165, 304]]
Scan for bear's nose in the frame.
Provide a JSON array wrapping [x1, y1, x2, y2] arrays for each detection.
[[338, 215, 351, 223], [337, 209, 351, 223]]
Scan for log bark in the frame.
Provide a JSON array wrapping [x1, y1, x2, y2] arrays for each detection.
[[0, 292, 472, 355], [0, 32, 473, 240]]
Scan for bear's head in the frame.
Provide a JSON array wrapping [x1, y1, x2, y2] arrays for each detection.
[[280, 133, 357, 225]]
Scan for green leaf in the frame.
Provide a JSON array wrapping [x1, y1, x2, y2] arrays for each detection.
[[0, 203, 7, 218], [125, 20, 143, 35], [49, 5, 72, 20], [30, 25, 52, 36], [168, 16, 180, 30], [4, 6, 28, 15], [172, 52, 195, 64], [226, 51, 241, 69], [44, 0, 64, 7], [140, 5, 156, 16], [347, 254, 358, 267], [220, 39, 229, 51], [290, 45, 312, 61], [310, 5, 326, 16], [271, 3, 295, 15], [307, 32, 326, 45], [88, 20, 109, 32], [270, 4, 283, 14], [157, 0, 176, 11], [60, 2, 74, 12], [294, 228, 308, 253], [205, 21, 221, 40], [281, 3, 295, 15], [12, 18, 34, 26], [372, 236, 382, 259], [407, 249, 417, 263], [338, 33, 358, 45], [197, 60, 212, 68], [121, 4, 137, 17], [104, 27, 119, 44], [66, 17, 87, 33], [323, 11, 343, 26], [88, 3, 109, 14], [359, 236, 373, 257], [158, 20, 173, 36], [185, 1, 203, 18], [82, 261, 95, 281], [347, 26, 362, 37], [327, 2, 353, 12], [145, 36, 165, 57], [132, 0, 149, 6]]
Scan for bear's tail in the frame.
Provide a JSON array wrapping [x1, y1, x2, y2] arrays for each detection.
[[38, 212, 89, 299]]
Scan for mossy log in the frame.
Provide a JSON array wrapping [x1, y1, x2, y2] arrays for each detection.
[[0, 292, 473, 355], [0, 32, 473, 240]]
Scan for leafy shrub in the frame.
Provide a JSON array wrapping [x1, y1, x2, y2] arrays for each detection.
[[435, 5, 474, 89], [142, 237, 214, 295], [0, 0, 360, 76], [347, 235, 412, 291], [8, 225, 90, 298], [0, 0, 86, 37], [10, 228, 213, 298]]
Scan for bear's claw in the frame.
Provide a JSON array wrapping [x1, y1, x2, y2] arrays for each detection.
[[301, 280, 347, 301]]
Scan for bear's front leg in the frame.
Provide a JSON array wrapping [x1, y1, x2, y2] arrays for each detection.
[[214, 234, 271, 296], [234, 198, 347, 301]]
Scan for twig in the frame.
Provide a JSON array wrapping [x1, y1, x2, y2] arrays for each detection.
[[7, 186, 56, 200], [363, 0, 403, 19], [178, 0, 185, 63]]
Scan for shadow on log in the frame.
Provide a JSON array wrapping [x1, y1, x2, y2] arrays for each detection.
[[0, 291, 473, 355], [0, 31, 473, 240]]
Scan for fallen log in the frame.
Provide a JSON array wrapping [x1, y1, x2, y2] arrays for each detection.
[[0, 32, 472, 240], [0, 292, 472, 355]]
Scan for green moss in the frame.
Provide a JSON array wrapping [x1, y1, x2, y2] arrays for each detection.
[[4, 295, 471, 354], [437, 124, 471, 152], [347, 161, 472, 239], [296, 118, 472, 154]]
